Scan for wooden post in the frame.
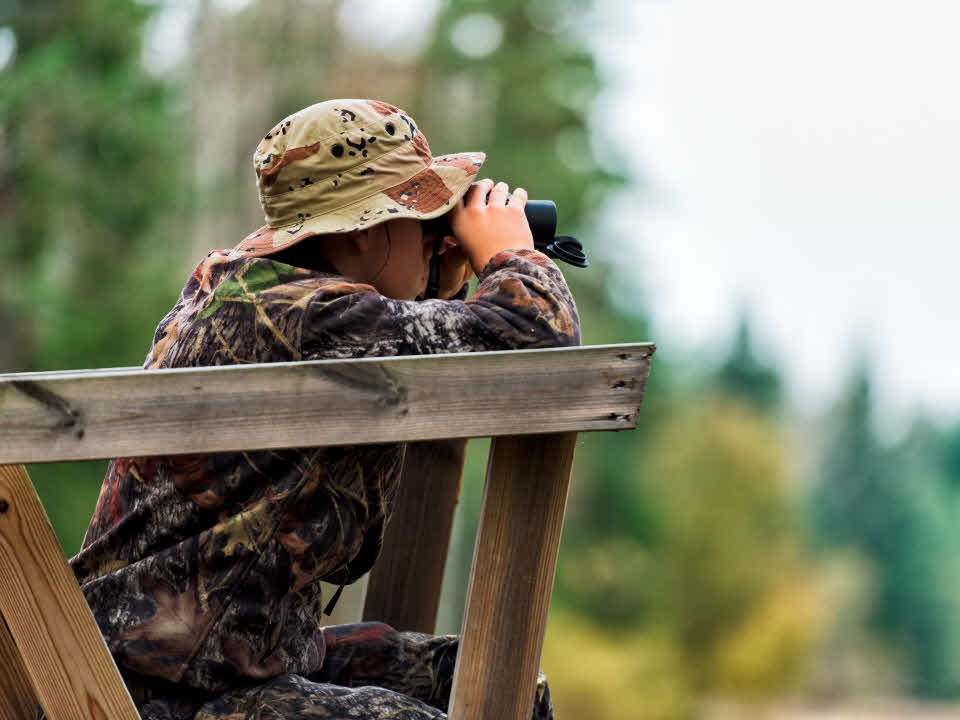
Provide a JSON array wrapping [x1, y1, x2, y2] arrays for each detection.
[[448, 433, 577, 720], [0, 465, 141, 720], [0, 617, 37, 720], [363, 439, 467, 632]]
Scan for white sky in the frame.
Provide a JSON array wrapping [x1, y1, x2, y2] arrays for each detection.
[[587, 0, 960, 427]]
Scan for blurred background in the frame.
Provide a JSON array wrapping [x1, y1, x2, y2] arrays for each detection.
[[2, 0, 959, 717]]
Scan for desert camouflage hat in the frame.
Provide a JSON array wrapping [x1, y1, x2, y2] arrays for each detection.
[[233, 99, 485, 257]]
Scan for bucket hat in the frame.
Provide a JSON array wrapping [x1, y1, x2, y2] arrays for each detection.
[[234, 99, 485, 257]]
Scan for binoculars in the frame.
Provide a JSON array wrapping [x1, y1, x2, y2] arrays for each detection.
[[423, 199, 588, 298]]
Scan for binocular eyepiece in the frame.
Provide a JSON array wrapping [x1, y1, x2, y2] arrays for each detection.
[[518, 200, 589, 269]]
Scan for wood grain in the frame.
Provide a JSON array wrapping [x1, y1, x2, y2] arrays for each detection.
[[0, 617, 37, 720], [0, 344, 654, 465], [0, 464, 141, 720], [448, 433, 578, 720], [363, 439, 467, 632]]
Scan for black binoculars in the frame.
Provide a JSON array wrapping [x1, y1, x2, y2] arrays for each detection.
[[423, 200, 588, 271]]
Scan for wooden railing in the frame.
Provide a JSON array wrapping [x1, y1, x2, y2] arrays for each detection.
[[0, 343, 654, 720]]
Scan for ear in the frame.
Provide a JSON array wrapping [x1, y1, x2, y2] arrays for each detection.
[[347, 229, 370, 254], [439, 235, 457, 255]]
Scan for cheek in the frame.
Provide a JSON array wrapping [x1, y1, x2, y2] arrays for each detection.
[[391, 241, 428, 296]]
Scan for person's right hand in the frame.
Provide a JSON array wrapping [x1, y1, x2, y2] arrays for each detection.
[[449, 179, 534, 274]]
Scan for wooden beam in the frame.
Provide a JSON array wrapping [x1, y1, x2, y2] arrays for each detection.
[[448, 433, 577, 720], [362, 439, 466, 632], [0, 465, 141, 720], [0, 344, 653, 465], [0, 617, 37, 720]]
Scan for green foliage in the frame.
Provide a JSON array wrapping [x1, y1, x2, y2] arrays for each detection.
[[811, 362, 960, 696], [1, 0, 185, 371], [644, 399, 820, 694], [1, 0, 187, 553]]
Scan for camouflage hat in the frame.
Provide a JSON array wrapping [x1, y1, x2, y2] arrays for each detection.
[[233, 99, 485, 257]]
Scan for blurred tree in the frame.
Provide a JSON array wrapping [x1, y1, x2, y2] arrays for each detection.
[[1, 0, 186, 370], [647, 398, 820, 694], [541, 610, 692, 720], [1, 0, 188, 553], [811, 362, 960, 696], [715, 313, 782, 414], [938, 422, 960, 489], [546, 397, 822, 715], [419, 0, 621, 233]]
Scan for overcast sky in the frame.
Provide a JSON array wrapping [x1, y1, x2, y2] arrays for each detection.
[[588, 0, 960, 429]]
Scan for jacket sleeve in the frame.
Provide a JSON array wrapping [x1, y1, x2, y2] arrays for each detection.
[[301, 248, 580, 358]]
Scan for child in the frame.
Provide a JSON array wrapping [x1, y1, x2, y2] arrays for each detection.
[[70, 99, 579, 720]]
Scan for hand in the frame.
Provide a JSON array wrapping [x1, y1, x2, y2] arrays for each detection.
[[449, 179, 534, 274]]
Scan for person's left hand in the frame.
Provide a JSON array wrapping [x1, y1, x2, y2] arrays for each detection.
[[435, 237, 473, 299]]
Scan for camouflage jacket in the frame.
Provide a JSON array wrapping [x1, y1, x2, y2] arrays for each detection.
[[70, 247, 579, 706]]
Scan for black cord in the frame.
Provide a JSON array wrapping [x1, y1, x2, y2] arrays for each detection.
[[425, 235, 443, 299]]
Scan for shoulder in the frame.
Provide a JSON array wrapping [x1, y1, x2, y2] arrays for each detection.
[[197, 253, 374, 304]]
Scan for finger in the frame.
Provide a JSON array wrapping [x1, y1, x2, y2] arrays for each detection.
[[465, 179, 495, 209], [507, 186, 528, 209], [488, 181, 509, 206]]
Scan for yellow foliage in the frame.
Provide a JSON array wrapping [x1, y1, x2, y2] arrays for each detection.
[[645, 400, 817, 681], [711, 574, 826, 697], [541, 611, 693, 720]]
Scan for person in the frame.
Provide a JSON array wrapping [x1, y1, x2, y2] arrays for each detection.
[[69, 99, 580, 720]]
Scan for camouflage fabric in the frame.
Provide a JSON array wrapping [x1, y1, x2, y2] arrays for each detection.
[[235, 99, 485, 258], [70, 245, 578, 719], [136, 624, 552, 720]]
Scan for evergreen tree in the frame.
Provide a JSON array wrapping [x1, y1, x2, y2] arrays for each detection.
[[715, 313, 782, 414], [812, 361, 960, 696]]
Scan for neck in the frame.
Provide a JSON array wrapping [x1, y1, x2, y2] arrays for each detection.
[[269, 237, 336, 273]]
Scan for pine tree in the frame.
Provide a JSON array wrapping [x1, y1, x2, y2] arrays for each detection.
[[715, 313, 782, 414], [812, 360, 960, 695]]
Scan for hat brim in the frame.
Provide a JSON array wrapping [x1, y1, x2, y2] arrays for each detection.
[[234, 151, 485, 258]]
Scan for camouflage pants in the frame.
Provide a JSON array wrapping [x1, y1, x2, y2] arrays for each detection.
[[136, 622, 554, 720]]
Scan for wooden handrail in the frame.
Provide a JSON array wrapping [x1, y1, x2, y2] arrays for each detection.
[[0, 343, 653, 464]]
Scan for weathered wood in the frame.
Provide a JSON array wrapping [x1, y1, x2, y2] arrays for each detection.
[[0, 464, 141, 720], [0, 344, 653, 465], [448, 433, 577, 720], [363, 439, 467, 632], [0, 617, 37, 720]]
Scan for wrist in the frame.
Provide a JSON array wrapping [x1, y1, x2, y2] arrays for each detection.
[[467, 242, 530, 275]]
